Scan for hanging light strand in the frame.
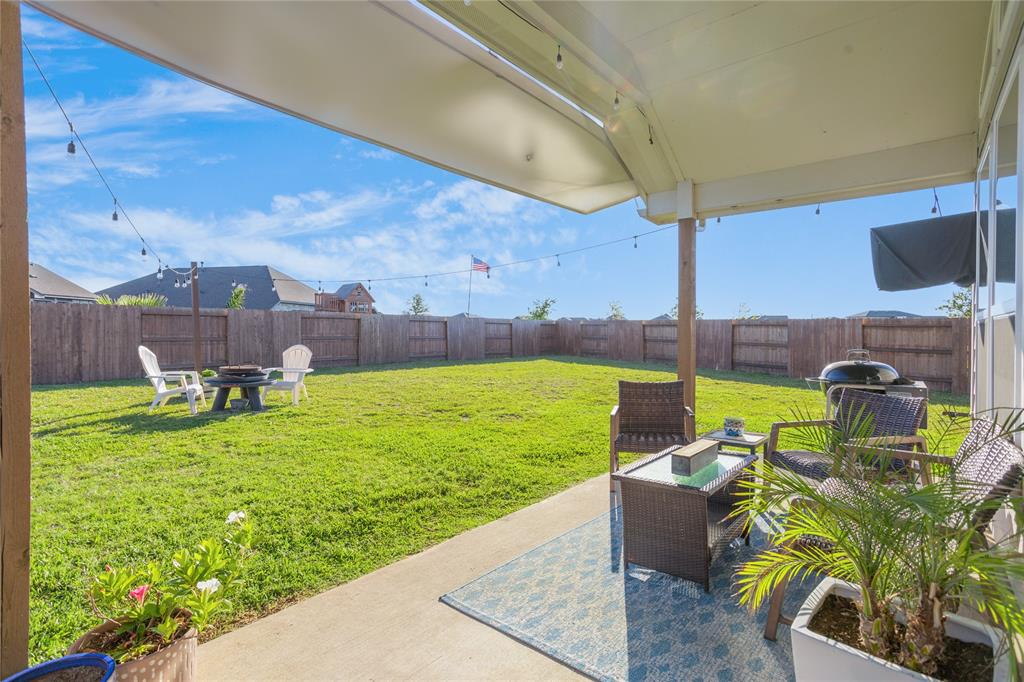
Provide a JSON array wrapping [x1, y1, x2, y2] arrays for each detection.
[[269, 223, 677, 289], [23, 40, 197, 277]]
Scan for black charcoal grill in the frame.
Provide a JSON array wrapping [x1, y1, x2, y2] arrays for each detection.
[[806, 349, 929, 425]]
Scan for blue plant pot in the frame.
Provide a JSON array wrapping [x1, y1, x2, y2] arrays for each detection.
[[2, 653, 115, 682]]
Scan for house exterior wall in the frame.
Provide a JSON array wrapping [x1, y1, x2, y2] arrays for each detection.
[[272, 301, 315, 312]]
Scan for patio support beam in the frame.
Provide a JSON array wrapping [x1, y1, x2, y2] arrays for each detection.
[[0, 0, 32, 674], [677, 181, 696, 440]]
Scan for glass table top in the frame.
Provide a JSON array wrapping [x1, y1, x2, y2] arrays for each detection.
[[621, 451, 750, 490]]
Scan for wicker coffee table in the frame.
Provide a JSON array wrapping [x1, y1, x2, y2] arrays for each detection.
[[612, 446, 756, 591]]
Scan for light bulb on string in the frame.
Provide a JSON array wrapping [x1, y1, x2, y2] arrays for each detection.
[[112, 206, 118, 222], [648, 125, 654, 146], [424, 276, 429, 287], [716, 216, 721, 224], [613, 92, 620, 112], [66, 139, 76, 156], [556, 254, 561, 267], [231, 279, 237, 288], [555, 45, 563, 70], [633, 235, 638, 249], [141, 246, 147, 259], [368, 280, 372, 291], [815, 204, 821, 216], [485, 269, 490, 280], [174, 278, 180, 288], [156, 266, 164, 281]]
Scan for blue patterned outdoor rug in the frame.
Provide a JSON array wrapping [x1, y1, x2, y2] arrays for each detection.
[[441, 505, 813, 681]]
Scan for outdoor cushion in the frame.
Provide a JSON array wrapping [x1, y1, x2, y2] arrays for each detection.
[[615, 432, 687, 454], [769, 449, 833, 481]]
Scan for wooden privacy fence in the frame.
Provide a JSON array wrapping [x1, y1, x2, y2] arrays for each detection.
[[30, 303, 970, 393]]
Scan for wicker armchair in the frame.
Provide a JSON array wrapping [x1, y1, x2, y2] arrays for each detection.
[[609, 380, 693, 490], [767, 388, 927, 481], [763, 417, 1024, 640]]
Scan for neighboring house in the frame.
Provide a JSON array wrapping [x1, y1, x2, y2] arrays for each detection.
[[29, 263, 97, 304], [451, 312, 479, 318], [650, 314, 674, 320], [847, 310, 923, 319], [315, 283, 375, 313], [99, 265, 316, 310]]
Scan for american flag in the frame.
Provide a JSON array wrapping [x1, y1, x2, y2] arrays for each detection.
[[471, 257, 490, 273]]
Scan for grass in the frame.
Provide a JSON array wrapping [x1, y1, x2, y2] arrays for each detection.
[[29, 357, 966, 662]]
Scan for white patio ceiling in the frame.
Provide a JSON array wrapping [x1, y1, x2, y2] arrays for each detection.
[[34, 1, 995, 222]]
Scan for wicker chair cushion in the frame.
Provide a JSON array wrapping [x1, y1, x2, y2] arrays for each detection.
[[615, 432, 687, 454], [769, 450, 832, 481]]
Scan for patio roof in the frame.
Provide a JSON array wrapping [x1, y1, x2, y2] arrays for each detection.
[[33, 1, 999, 222]]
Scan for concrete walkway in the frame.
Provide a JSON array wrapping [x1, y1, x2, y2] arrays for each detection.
[[199, 476, 613, 680]]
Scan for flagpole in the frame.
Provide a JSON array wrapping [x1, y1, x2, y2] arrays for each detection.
[[467, 254, 474, 314]]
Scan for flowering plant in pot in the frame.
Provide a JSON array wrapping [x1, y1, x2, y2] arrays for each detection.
[[734, 409, 1024, 681], [70, 511, 253, 679]]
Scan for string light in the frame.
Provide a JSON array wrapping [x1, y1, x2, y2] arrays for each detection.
[[231, 279, 237, 287], [555, 45, 563, 70], [156, 266, 164, 280], [716, 216, 721, 224], [140, 246, 146, 258], [424, 276, 429, 287], [633, 235, 638, 248], [23, 40, 198, 279], [613, 92, 620, 112], [268, 223, 677, 290], [931, 188, 942, 216], [815, 204, 821, 216], [556, 254, 561, 267], [174, 278, 181, 288], [648, 124, 654, 145]]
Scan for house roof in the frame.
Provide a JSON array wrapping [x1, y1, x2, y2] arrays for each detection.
[[35, 1, 997, 221], [29, 263, 97, 301], [848, 310, 923, 319], [99, 265, 315, 309], [334, 282, 374, 302]]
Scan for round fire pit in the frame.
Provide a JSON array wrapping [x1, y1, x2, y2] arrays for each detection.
[[207, 365, 273, 411]]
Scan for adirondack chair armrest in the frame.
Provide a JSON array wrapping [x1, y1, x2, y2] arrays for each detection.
[[768, 419, 834, 455], [280, 368, 314, 374], [160, 370, 202, 384], [854, 435, 927, 450]]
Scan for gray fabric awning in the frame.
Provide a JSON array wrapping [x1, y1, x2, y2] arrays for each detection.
[[870, 209, 1014, 291]]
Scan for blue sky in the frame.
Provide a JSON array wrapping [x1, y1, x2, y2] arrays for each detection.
[[22, 6, 971, 320]]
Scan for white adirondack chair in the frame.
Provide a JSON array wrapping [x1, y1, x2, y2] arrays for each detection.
[[138, 345, 206, 415], [262, 344, 314, 406]]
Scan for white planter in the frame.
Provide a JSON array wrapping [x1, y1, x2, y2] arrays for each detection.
[[791, 578, 1009, 682]]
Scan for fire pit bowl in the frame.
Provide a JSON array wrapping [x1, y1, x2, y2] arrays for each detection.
[[217, 364, 268, 379]]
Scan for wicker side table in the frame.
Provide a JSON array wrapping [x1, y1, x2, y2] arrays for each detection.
[[612, 447, 756, 591]]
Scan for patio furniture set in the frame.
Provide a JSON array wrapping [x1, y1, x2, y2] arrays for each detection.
[[138, 343, 314, 415], [607, 378, 1023, 646]]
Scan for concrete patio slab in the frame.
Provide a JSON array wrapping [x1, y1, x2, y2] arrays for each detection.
[[198, 475, 613, 681]]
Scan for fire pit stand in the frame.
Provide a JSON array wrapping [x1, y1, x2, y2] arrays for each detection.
[[206, 365, 274, 412]]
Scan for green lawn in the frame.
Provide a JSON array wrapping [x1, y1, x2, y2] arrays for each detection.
[[29, 357, 966, 662]]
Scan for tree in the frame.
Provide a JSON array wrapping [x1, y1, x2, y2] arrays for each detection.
[[668, 299, 703, 320], [525, 297, 556, 320], [405, 293, 429, 315], [96, 293, 167, 307], [736, 303, 755, 319], [937, 287, 971, 318], [226, 285, 247, 309], [608, 301, 625, 320]]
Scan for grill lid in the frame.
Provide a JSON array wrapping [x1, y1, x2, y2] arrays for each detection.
[[817, 349, 900, 386]]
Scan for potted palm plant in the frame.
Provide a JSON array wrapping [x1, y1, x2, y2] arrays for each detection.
[[734, 411, 1024, 681], [68, 512, 253, 681]]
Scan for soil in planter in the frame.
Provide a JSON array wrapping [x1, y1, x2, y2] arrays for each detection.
[[809, 594, 994, 682], [34, 668, 106, 682]]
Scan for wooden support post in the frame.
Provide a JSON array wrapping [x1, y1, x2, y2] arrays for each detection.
[[0, 1, 32, 674], [678, 217, 697, 440], [191, 261, 201, 373]]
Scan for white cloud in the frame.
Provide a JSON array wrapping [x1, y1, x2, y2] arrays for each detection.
[[358, 148, 398, 161], [29, 178, 581, 314]]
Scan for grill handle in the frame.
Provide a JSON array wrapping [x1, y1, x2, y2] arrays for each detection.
[[846, 348, 871, 362]]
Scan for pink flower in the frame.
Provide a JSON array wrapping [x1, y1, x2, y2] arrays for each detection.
[[129, 585, 149, 604], [104, 565, 112, 572]]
